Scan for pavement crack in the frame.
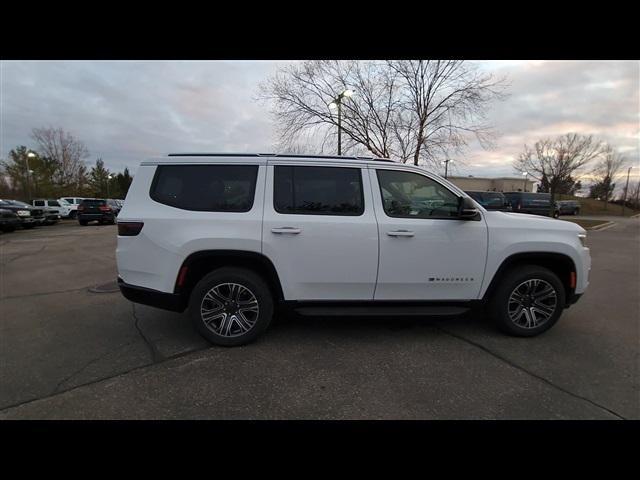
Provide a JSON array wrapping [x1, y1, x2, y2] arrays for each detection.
[[0, 245, 46, 267], [0, 343, 210, 414], [0, 286, 88, 300], [132, 303, 165, 363], [51, 339, 138, 394], [434, 325, 627, 420]]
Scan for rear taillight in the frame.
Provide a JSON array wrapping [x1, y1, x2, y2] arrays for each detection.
[[117, 222, 144, 236], [99, 206, 112, 212], [176, 266, 189, 287]]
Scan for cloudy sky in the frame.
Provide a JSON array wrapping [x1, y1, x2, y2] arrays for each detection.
[[1, 60, 638, 182]]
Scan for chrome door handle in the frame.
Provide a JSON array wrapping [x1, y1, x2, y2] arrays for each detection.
[[387, 230, 414, 237], [271, 227, 302, 234]]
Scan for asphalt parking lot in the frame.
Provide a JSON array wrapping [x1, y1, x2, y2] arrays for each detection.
[[0, 217, 638, 419]]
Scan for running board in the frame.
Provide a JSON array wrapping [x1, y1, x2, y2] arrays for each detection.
[[294, 305, 470, 317]]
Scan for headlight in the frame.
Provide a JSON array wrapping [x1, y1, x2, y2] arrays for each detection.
[[578, 233, 587, 247], [16, 210, 31, 217]]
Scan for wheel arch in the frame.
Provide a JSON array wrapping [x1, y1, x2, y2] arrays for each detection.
[[174, 250, 285, 303], [482, 252, 577, 304]]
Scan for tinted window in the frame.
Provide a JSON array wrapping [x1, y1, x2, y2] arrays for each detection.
[[81, 199, 106, 206], [274, 166, 364, 216], [49, 201, 60, 207], [151, 165, 258, 212], [34, 200, 44, 206], [377, 170, 459, 219]]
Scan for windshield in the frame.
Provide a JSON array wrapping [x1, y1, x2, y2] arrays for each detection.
[[7, 200, 30, 208]]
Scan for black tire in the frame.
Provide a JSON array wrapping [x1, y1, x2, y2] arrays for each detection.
[[1, 226, 15, 233], [23, 224, 35, 229], [69, 211, 77, 220], [79, 220, 88, 226], [488, 265, 565, 337], [188, 267, 274, 347]]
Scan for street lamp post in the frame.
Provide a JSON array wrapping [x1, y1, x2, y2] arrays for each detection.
[[25, 151, 36, 201], [622, 166, 633, 216], [441, 159, 452, 179], [522, 171, 529, 192], [328, 89, 354, 155]]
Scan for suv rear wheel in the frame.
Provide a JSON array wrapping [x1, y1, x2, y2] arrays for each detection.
[[188, 267, 274, 347], [489, 265, 565, 337]]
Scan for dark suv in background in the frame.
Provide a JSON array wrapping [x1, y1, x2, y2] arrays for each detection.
[[0, 199, 45, 228], [556, 200, 581, 216], [465, 191, 511, 211], [77, 199, 116, 225], [0, 208, 21, 232], [503, 192, 554, 217]]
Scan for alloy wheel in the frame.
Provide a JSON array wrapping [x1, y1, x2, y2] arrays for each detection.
[[200, 283, 260, 337], [507, 278, 557, 329]]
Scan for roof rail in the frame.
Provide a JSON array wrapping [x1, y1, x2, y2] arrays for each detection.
[[167, 152, 395, 162]]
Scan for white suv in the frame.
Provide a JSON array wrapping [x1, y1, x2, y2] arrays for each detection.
[[116, 153, 591, 346]]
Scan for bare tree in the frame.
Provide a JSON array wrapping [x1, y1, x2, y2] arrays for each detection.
[[387, 60, 505, 166], [259, 60, 505, 168], [30, 127, 89, 190], [589, 145, 626, 209], [514, 133, 606, 216]]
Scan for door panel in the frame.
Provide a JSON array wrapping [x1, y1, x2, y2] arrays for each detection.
[[370, 168, 488, 301], [262, 163, 379, 301]]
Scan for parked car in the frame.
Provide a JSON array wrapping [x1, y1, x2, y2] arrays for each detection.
[[32, 199, 64, 224], [464, 191, 511, 211], [556, 200, 581, 216], [107, 199, 122, 216], [503, 192, 555, 217], [77, 198, 116, 225], [116, 153, 591, 347], [0, 199, 44, 228], [0, 208, 21, 232]]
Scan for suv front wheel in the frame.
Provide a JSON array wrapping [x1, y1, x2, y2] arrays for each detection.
[[188, 267, 274, 347], [489, 265, 565, 337]]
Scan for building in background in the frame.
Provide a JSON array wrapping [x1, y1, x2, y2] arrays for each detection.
[[447, 176, 536, 193]]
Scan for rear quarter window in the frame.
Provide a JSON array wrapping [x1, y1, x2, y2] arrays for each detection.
[[150, 164, 259, 212]]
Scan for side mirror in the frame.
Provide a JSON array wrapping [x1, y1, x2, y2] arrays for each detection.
[[458, 196, 481, 221]]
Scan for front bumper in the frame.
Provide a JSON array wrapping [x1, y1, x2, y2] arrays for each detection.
[[118, 277, 186, 312], [0, 218, 21, 228]]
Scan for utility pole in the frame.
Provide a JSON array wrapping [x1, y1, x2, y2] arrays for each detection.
[[441, 159, 452, 179], [25, 151, 36, 201], [329, 89, 354, 156], [621, 166, 633, 216]]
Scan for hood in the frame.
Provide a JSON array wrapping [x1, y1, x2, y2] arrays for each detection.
[[484, 210, 586, 234]]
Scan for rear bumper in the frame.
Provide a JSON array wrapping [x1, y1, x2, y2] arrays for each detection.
[[79, 213, 114, 221], [118, 277, 186, 312]]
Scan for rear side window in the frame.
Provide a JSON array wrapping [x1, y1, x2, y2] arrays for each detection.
[[274, 166, 364, 216], [150, 165, 258, 212], [34, 200, 44, 206]]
